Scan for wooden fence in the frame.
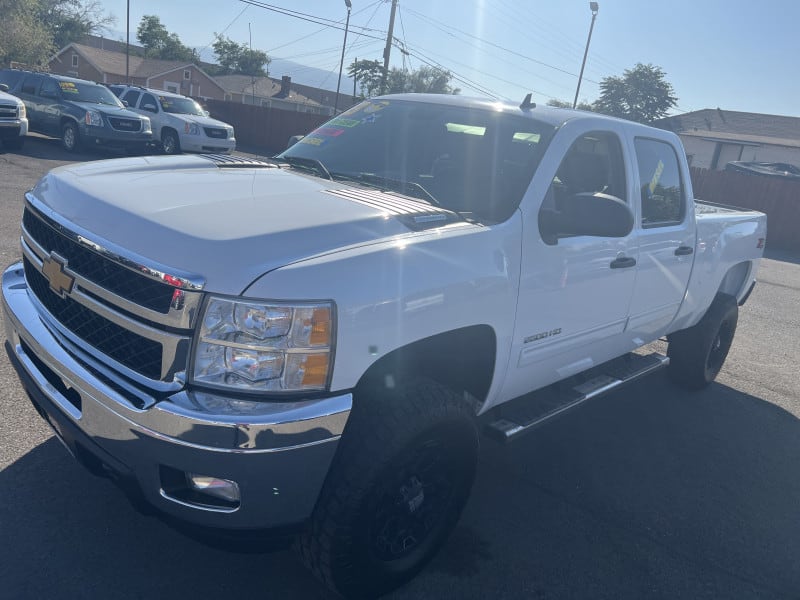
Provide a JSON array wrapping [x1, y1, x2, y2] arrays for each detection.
[[690, 167, 799, 252], [203, 99, 329, 156]]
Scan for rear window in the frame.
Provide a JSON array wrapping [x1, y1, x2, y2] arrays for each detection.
[[634, 138, 686, 227], [0, 70, 25, 90]]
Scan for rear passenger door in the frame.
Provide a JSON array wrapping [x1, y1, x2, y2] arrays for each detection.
[[626, 137, 695, 336], [37, 78, 62, 136]]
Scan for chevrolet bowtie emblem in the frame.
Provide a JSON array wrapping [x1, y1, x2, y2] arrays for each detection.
[[41, 252, 75, 298]]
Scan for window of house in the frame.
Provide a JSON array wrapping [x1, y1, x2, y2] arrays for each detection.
[[634, 137, 685, 227], [71, 54, 79, 68], [224, 93, 232, 101], [183, 69, 191, 80]]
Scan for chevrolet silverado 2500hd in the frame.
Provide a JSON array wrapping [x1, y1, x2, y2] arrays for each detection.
[[2, 94, 766, 598]]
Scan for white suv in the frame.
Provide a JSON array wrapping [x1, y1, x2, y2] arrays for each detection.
[[111, 85, 235, 154], [0, 84, 28, 151]]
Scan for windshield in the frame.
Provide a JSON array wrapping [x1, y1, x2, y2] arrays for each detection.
[[278, 99, 555, 222], [58, 81, 123, 107], [159, 95, 205, 115]]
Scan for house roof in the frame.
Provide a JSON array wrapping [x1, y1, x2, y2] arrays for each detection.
[[214, 74, 322, 107], [53, 44, 224, 92], [657, 109, 800, 145]]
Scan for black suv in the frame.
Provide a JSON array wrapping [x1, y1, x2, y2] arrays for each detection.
[[0, 70, 153, 152]]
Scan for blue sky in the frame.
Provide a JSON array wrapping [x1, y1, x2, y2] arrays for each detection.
[[96, 0, 800, 117]]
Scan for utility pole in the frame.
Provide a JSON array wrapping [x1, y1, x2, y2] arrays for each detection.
[[249, 23, 256, 107], [573, 2, 599, 109], [380, 0, 398, 95], [125, 0, 130, 84]]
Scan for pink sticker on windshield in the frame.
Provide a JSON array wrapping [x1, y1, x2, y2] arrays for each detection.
[[315, 127, 345, 137]]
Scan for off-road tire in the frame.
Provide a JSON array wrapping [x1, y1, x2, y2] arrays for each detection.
[[61, 121, 80, 152], [161, 129, 180, 155], [667, 293, 738, 390], [296, 377, 478, 599]]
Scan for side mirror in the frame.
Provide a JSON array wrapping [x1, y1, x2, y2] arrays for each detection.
[[0, 83, 8, 92], [540, 192, 633, 244], [142, 103, 157, 113], [122, 100, 129, 107], [203, 110, 210, 117], [287, 134, 304, 149]]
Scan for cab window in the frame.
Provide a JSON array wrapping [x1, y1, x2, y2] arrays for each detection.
[[122, 90, 141, 107], [20, 75, 42, 95], [634, 138, 685, 227], [39, 79, 60, 99], [140, 93, 158, 113]]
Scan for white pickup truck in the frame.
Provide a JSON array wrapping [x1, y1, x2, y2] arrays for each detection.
[[2, 94, 766, 598]]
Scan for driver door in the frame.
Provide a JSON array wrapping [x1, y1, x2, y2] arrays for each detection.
[[502, 125, 639, 400]]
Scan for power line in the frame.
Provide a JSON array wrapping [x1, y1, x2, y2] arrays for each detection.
[[402, 6, 598, 84], [238, 0, 385, 41]]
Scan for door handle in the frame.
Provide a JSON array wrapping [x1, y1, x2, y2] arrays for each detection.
[[610, 256, 637, 269], [674, 245, 694, 256]]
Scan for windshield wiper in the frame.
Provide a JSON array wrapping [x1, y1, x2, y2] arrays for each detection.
[[333, 172, 439, 205], [280, 156, 332, 180]]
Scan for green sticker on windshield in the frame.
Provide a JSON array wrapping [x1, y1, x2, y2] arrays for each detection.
[[59, 82, 78, 93], [649, 160, 665, 195], [330, 118, 359, 128]]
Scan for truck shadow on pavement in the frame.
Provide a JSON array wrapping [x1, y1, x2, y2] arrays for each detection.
[[2, 373, 799, 600]]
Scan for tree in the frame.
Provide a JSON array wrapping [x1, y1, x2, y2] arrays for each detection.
[[546, 98, 594, 111], [0, 0, 54, 66], [39, 0, 115, 49], [0, 0, 113, 67], [592, 63, 677, 124], [211, 36, 269, 76], [348, 60, 459, 97], [136, 15, 196, 62], [348, 59, 384, 97]]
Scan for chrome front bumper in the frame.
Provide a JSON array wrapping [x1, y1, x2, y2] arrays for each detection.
[[2, 262, 351, 529]]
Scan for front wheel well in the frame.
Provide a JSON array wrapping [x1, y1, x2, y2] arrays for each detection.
[[355, 325, 497, 410]]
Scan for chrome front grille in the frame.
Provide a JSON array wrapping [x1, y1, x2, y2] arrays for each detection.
[[107, 116, 142, 132], [0, 103, 17, 118], [21, 196, 205, 385], [204, 127, 228, 139]]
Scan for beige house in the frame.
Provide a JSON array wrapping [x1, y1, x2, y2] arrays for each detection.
[[214, 74, 331, 115], [657, 109, 800, 170], [49, 43, 226, 101]]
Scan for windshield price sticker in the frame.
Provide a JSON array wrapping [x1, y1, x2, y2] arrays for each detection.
[[649, 159, 665, 195], [329, 118, 360, 128], [299, 136, 326, 146], [315, 127, 345, 137], [59, 82, 78, 93]]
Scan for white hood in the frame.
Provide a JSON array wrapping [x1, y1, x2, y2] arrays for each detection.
[[31, 155, 454, 294]]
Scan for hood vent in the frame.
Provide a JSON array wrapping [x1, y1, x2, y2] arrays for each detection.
[[323, 187, 462, 231], [201, 154, 276, 169]]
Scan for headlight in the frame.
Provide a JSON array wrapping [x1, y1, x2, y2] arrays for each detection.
[[228, 127, 235, 139], [17, 103, 26, 118], [184, 122, 201, 135], [85, 110, 102, 126], [191, 296, 334, 393], [141, 116, 152, 133]]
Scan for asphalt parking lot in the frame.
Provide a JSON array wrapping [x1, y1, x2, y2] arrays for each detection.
[[1, 135, 799, 599]]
